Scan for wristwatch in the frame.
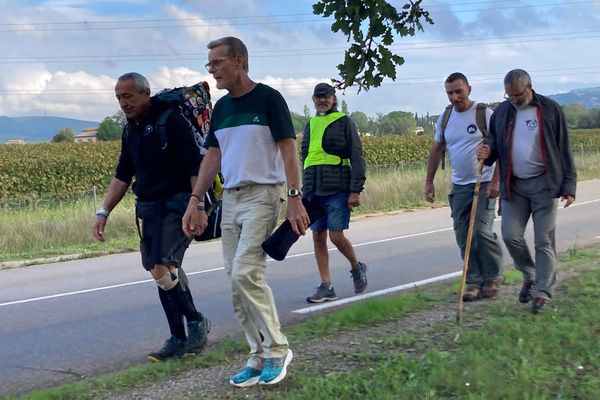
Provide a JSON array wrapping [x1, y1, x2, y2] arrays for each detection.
[[287, 188, 302, 198]]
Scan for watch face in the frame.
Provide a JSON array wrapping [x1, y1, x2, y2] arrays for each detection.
[[288, 188, 300, 197]]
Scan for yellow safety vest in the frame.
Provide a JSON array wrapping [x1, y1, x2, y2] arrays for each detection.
[[304, 112, 350, 169]]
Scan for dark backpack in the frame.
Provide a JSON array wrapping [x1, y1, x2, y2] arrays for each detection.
[[438, 103, 488, 170], [128, 81, 223, 243], [153, 82, 224, 237]]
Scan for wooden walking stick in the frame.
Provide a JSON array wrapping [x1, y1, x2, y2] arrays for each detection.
[[456, 158, 485, 324]]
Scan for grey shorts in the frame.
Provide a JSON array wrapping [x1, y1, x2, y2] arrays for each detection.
[[136, 194, 189, 271]]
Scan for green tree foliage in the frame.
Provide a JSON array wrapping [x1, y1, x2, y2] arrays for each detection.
[[349, 111, 370, 133], [303, 104, 311, 118], [376, 111, 417, 135], [290, 111, 311, 133], [96, 117, 122, 141], [52, 127, 75, 143], [312, 0, 433, 91], [341, 99, 349, 114], [563, 103, 593, 128], [110, 110, 127, 127]]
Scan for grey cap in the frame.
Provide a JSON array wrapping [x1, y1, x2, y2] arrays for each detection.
[[313, 82, 335, 97]]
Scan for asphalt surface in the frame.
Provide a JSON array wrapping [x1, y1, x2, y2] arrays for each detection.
[[1, 179, 599, 396]]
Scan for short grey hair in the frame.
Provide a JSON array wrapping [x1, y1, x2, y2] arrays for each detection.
[[117, 72, 150, 93], [504, 69, 531, 87], [207, 36, 249, 72]]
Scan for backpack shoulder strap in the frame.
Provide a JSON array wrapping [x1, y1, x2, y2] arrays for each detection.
[[475, 103, 488, 138], [155, 109, 173, 150], [122, 123, 130, 142], [440, 105, 453, 142]]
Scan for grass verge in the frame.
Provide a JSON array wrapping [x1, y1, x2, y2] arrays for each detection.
[[5, 245, 599, 400]]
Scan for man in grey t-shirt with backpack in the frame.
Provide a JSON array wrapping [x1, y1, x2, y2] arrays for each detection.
[[425, 72, 503, 302]]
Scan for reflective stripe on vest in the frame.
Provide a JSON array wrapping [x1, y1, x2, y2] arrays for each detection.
[[304, 112, 350, 169]]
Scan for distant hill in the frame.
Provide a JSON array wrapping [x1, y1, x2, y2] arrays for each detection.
[[0, 116, 99, 143], [549, 87, 600, 109]]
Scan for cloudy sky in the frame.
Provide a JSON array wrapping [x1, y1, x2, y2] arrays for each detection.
[[0, 0, 599, 122]]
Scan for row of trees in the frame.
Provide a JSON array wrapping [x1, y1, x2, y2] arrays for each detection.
[[52, 112, 125, 142], [563, 104, 600, 129], [292, 99, 427, 136], [52, 102, 600, 143]]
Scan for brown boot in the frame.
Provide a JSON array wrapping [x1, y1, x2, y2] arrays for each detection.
[[481, 275, 504, 299], [462, 285, 481, 302]]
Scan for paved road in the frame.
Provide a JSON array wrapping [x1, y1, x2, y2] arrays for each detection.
[[1, 179, 599, 396]]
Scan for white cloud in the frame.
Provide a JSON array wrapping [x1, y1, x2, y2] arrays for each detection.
[[1, 1, 600, 121]]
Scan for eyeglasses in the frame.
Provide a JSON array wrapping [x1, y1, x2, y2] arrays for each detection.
[[204, 57, 231, 71], [504, 87, 529, 100]]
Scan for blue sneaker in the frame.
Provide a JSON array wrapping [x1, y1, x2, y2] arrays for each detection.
[[258, 348, 294, 385], [229, 366, 262, 387]]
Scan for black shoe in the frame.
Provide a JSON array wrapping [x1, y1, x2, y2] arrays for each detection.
[[184, 318, 211, 355], [519, 280, 534, 303], [532, 297, 547, 314], [148, 336, 185, 362], [306, 283, 337, 303], [351, 262, 368, 293]]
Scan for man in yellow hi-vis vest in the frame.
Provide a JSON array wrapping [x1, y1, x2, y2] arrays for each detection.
[[301, 82, 367, 303]]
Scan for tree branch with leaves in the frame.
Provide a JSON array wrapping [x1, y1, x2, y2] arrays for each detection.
[[313, 0, 433, 92]]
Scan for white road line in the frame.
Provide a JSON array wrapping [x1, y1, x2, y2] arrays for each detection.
[[292, 271, 462, 314], [0, 267, 224, 308], [3, 197, 599, 308]]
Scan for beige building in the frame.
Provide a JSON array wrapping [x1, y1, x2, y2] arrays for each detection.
[[74, 128, 98, 143], [6, 139, 26, 144]]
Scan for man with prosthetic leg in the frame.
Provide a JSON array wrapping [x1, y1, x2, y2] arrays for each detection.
[[93, 72, 210, 361]]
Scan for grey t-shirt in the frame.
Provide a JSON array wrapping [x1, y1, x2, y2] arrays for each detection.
[[512, 105, 545, 179]]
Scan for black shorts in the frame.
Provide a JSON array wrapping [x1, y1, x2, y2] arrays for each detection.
[[136, 194, 189, 271]]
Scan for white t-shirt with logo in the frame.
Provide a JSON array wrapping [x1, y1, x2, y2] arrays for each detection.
[[511, 105, 545, 179], [434, 102, 494, 185]]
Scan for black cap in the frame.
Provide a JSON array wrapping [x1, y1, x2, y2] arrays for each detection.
[[313, 82, 335, 97]]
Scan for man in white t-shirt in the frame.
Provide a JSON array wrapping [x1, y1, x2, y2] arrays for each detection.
[[425, 72, 503, 301], [477, 69, 576, 314]]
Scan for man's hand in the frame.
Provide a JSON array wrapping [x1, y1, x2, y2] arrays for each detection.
[[182, 200, 208, 237], [487, 181, 500, 199], [92, 217, 107, 242], [286, 196, 309, 236], [424, 182, 435, 203], [477, 144, 490, 160], [561, 194, 575, 208], [348, 192, 361, 209]]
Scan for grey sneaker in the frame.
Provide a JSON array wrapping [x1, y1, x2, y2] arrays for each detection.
[[351, 262, 368, 293], [184, 317, 211, 355], [306, 283, 337, 303], [147, 336, 185, 362]]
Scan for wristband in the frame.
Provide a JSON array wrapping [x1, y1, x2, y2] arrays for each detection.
[[96, 207, 109, 219], [190, 193, 204, 203]]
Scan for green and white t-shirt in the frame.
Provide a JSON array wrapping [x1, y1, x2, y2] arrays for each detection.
[[205, 83, 296, 189]]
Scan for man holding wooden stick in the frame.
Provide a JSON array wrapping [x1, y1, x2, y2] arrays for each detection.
[[425, 72, 504, 302]]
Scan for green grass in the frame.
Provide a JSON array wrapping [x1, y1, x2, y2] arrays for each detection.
[[260, 248, 600, 400], [0, 196, 138, 262], [5, 246, 599, 400]]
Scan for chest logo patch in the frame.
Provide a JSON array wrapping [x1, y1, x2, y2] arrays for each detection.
[[466, 124, 477, 134], [526, 119, 538, 131]]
